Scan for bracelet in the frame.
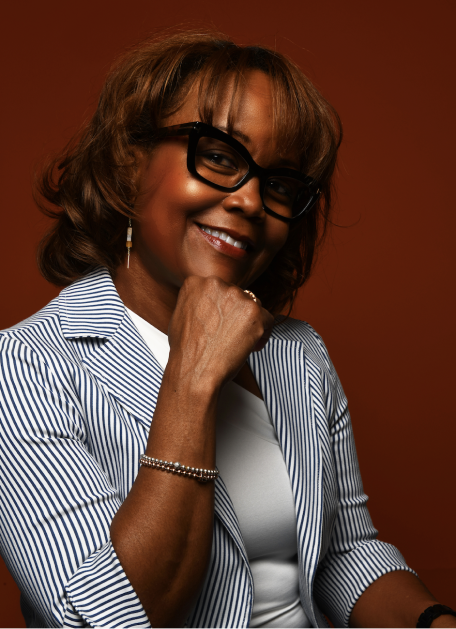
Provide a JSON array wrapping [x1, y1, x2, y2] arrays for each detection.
[[139, 454, 219, 483], [417, 604, 456, 627]]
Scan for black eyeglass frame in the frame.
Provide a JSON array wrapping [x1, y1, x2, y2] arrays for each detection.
[[152, 121, 321, 223]]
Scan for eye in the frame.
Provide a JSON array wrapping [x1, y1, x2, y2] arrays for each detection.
[[198, 150, 239, 171], [266, 178, 295, 201]]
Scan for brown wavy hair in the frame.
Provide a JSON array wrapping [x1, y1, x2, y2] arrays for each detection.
[[36, 29, 342, 315]]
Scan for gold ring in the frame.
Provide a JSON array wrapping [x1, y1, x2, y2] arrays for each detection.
[[243, 290, 259, 304]]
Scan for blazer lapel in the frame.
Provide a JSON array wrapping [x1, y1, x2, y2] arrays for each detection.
[[80, 320, 164, 430], [59, 267, 164, 431], [214, 477, 252, 574], [248, 334, 324, 627]]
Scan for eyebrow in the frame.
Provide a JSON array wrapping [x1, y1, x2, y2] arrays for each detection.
[[216, 125, 300, 170], [217, 125, 251, 145]]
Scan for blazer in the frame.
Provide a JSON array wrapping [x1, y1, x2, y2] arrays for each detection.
[[0, 267, 411, 628]]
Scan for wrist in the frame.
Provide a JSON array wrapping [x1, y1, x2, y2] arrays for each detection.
[[430, 616, 456, 628], [145, 356, 220, 469], [165, 351, 224, 398]]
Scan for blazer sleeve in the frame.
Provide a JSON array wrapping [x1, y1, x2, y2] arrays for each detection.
[[311, 336, 415, 628], [0, 335, 150, 628]]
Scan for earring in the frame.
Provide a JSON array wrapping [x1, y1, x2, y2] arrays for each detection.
[[126, 218, 132, 268]]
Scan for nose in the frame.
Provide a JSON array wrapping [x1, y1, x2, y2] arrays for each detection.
[[221, 177, 265, 220]]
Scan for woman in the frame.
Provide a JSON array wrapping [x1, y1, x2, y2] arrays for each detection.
[[0, 30, 455, 628]]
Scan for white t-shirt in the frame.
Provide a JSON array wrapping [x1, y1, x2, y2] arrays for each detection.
[[127, 308, 310, 628]]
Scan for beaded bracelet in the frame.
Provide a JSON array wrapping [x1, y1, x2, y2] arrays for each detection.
[[139, 454, 219, 483]]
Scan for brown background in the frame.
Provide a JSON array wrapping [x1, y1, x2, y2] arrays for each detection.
[[1, 1, 455, 626]]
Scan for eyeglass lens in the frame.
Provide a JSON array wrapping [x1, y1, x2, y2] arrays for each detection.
[[195, 136, 311, 218]]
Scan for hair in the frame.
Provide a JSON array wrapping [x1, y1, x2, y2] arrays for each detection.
[[36, 28, 342, 315]]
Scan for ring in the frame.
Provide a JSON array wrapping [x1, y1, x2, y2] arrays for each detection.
[[243, 290, 259, 304]]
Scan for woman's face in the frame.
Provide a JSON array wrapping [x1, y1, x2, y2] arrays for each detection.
[[133, 71, 295, 292]]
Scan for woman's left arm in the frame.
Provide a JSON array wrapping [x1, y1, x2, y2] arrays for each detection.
[[350, 570, 456, 628], [309, 330, 455, 628]]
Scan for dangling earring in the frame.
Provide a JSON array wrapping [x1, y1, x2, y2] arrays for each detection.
[[126, 218, 132, 268]]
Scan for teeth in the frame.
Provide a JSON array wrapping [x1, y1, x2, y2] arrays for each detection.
[[234, 241, 248, 250], [201, 225, 248, 250]]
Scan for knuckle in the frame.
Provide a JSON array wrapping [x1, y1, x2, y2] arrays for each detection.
[[226, 285, 240, 300], [183, 275, 198, 289], [206, 275, 224, 289], [245, 300, 260, 318]]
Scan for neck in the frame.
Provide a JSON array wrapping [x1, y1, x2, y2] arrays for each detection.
[[113, 253, 179, 335]]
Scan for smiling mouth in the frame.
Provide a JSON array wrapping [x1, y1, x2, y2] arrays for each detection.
[[198, 225, 249, 250]]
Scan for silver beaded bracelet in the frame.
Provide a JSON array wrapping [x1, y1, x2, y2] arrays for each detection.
[[139, 454, 219, 483]]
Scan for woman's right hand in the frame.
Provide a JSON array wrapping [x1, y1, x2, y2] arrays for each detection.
[[167, 275, 274, 390], [111, 275, 273, 628]]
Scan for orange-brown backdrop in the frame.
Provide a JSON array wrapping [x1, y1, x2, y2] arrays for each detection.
[[1, 1, 455, 626]]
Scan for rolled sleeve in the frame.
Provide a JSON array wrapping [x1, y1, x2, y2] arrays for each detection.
[[64, 540, 149, 627], [313, 338, 415, 628], [314, 539, 414, 627], [0, 336, 150, 627]]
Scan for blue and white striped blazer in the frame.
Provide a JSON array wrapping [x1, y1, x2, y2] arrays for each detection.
[[0, 267, 411, 628]]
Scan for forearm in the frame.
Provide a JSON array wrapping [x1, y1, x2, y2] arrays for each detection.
[[349, 571, 455, 628], [110, 359, 221, 627]]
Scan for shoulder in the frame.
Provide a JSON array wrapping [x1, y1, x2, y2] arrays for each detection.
[[0, 268, 120, 362], [270, 316, 336, 383], [1, 297, 62, 348], [0, 297, 81, 384]]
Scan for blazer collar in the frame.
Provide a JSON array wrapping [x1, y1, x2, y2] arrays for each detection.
[[59, 267, 125, 339]]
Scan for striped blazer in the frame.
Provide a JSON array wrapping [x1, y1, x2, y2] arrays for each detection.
[[0, 267, 411, 628]]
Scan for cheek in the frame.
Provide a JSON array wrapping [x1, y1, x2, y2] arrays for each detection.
[[250, 223, 289, 284], [264, 221, 289, 257], [135, 166, 222, 264], [140, 166, 219, 230]]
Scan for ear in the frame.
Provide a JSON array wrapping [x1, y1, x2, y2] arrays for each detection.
[[131, 144, 151, 184], [131, 145, 151, 168], [130, 146, 156, 214]]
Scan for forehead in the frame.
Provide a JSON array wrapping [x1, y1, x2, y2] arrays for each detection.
[[166, 70, 298, 165]]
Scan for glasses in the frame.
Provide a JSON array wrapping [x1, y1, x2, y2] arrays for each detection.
[[153, 121, 320, 223]]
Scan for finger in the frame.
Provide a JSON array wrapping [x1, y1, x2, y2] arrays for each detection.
[[242, 289, 262, 308]]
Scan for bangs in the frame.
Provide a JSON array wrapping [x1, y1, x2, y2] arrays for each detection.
[[186, 45, 341, 179]]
